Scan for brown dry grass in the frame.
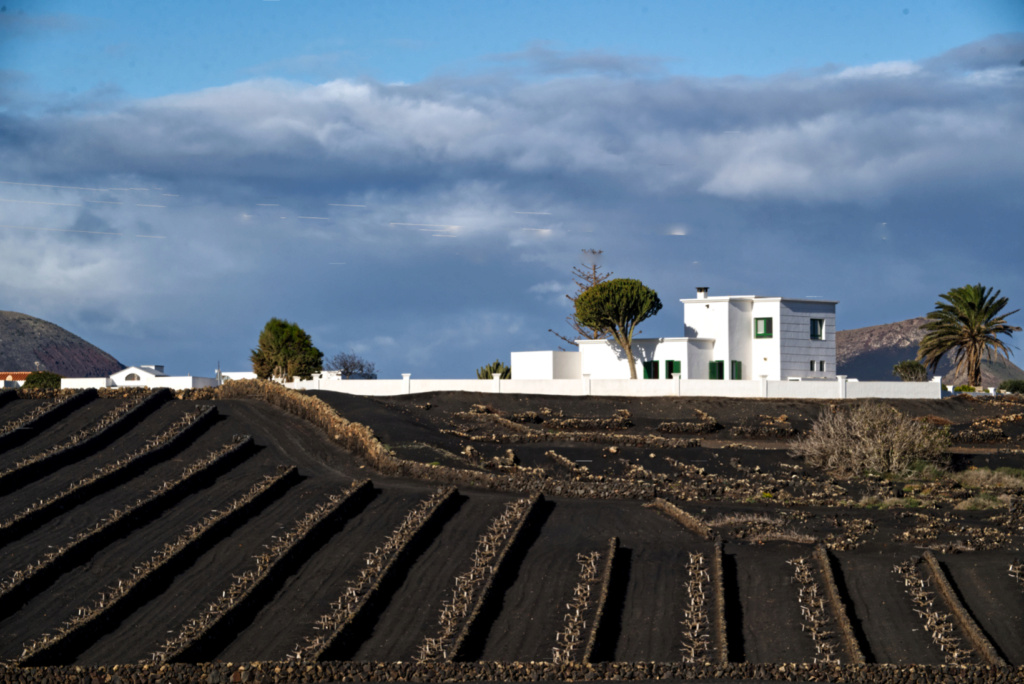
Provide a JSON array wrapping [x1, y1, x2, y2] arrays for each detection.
[[707, 513, 780, 528], [953, 468, 1024, 491], [748, 528, 816, 544]]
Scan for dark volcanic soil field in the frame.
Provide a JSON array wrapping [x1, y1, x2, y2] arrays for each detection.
[[2, 386, 1024, 682]]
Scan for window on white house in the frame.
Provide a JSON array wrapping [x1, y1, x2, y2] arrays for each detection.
[[709, 360, 724, 380], [810, 318, 825, 340], [125, 373, 141, 381], [754, 317, 773, 338], [642, 360, 659, 379]]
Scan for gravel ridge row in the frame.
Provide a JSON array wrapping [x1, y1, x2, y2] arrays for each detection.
[[921, 550, 1006, 667], [0, 405, 217, 546], [294, 487, 459, 662], [17, 466, 299, 666], [810, 544, 864, 664], [0, 435, 254, 619], [0, 389, 95, 452], [582, 536, 619, 664], [152, 479, 374, 664], [0, 389, 169, 495], [450, 494, 544, 661]]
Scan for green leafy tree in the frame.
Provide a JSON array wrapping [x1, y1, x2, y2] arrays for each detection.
[[892, 360, 928, 382], [917, 284, 1021, 387], [999, 379, 1024, 394], [549, 249, 613, 348], [575, 278, 663, 380], [476, 359, 511, 379], [22, 371, 63, 389], [250, 318, 323, 381]]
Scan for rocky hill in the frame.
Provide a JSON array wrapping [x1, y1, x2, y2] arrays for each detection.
[[836, 317, 1024, 386], [0, 311, 123, 377]]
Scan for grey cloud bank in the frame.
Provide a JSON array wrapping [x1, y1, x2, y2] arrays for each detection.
[[2, 35, 1022, 379]]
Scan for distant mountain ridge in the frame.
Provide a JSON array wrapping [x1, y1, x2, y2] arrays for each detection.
[[836, 317, 1024, 386], [0, 311, 123, 377]]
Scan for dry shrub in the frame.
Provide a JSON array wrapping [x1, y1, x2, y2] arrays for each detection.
[[791, 402, 950, 477]]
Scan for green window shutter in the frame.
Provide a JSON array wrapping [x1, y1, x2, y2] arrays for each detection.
[[731, 360, 742, 380], [667, 360, 681, 378], [642, 361, 659, 379], [755, 318, 773, 338], [709, 361, 723, 380], [643, 361, 651, 379]]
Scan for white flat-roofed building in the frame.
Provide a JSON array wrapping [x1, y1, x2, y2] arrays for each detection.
[[512, 287, 838, 381], [62, 365, 222, 390]]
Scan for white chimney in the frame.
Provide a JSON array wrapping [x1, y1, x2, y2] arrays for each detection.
[[696, 287, 709, 299]]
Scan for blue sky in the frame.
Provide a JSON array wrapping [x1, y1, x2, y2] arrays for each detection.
[[2, 1, 1023, 378]]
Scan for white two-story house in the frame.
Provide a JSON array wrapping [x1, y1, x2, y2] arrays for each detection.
[[513, 287, 837, 381]]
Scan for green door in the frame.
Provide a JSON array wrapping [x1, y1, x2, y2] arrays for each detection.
[[642, 360, 659, 379], [666, 360, 681, 378], [709, 361, 724, 380], [731, 360, 742, 380]]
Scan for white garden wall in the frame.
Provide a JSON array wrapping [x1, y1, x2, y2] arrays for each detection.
[[284, 375, 943, 399], [510, 351, 581, 380], [61, 377, 113, 389]]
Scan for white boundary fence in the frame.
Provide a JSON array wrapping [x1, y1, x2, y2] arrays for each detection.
[[285, 374, 945, 400]]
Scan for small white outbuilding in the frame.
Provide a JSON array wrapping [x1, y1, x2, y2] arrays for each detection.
[[513, 287, 837, 382], [62, 365, 223, 390]]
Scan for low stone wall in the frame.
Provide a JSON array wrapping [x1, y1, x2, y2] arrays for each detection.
[[582, 537, 620, 664], [4, 659, 1019, 683], [710, 538, 728, 665], [921, 551, 1006, 668], [813, 545, 865, 665], [650, 497, 714, 540]]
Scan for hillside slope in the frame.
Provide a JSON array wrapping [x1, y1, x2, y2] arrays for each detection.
[[0, 311, 123, 377], [836, 317, 1024, 386]]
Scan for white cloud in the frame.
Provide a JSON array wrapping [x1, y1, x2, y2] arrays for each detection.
[[832, 61, 921, 80]]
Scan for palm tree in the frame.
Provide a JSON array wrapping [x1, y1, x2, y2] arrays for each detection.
[[917, 284, 1021, 387]]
